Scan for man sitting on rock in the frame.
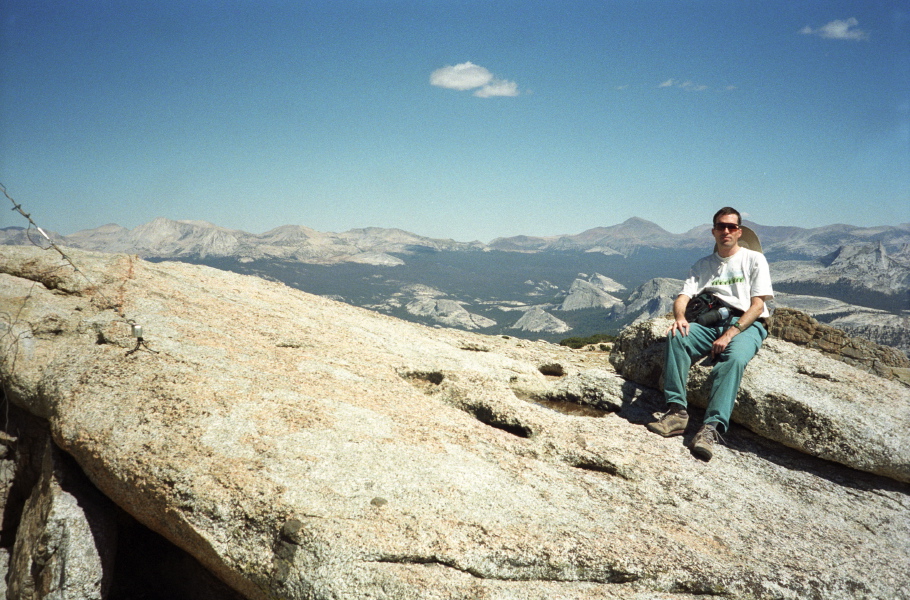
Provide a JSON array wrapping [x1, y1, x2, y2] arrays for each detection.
[[646, 207, 774, 460]]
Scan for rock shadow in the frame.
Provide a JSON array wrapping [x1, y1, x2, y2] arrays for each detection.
[[721, 423, 910, 497], [613, 379, 666, 425], [607, 376, 910, 497]]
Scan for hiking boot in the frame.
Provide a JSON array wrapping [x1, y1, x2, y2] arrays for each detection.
[[646, 406, 689, 437], [691, 423, 722, 461]]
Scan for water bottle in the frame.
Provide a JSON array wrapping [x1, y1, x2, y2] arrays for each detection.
[[696, 306, 730, 327]]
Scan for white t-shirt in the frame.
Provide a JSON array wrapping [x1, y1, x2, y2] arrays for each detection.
[[680, 248, 774, 318]]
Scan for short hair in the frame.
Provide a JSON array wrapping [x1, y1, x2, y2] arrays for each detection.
[[713, 207, 741, 226]]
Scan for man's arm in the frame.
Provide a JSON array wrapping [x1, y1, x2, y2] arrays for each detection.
[[711, 295, 767, 356], [666, 294, 691, 337]]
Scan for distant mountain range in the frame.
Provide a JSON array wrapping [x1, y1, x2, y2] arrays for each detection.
[[3, 216, 909, 263], [490, 217, 910, 261], [2, 217, 908, 353], [0, 217, 482, 266]]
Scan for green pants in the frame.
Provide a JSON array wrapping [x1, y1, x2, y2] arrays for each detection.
[[664, 318, 767, 433]]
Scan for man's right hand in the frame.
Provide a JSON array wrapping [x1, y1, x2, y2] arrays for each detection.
[[667, 294, 691, 336], [667, 318, 690, 337]]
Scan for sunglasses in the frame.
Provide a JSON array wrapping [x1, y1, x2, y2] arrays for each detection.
[[713, 223, 741, 232]]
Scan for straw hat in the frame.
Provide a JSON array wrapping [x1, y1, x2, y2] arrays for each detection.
[[714, 224, 763, 254]]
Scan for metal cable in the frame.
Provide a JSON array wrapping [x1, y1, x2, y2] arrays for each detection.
[[0, 182, 155, 355]]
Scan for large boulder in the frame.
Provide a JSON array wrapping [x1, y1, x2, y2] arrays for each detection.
[[768, 307, 910, 380], [610, 318, 910, 483], [1, 246, 908, 600]]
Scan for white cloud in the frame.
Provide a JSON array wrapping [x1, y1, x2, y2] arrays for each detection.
[[473, 78, 519, 98], [680, 81, 708, 91], [658, 78, 709, 92], [800, 18, 869, 40], [430, 62, 520, 98], [430, 62, 493, 91]]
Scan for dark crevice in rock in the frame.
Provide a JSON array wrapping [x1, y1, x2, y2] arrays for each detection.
[[526, 394, 614, 418], [569, 459, 629, 480], [373, 553, 502, 581], [538, 363, 566, 377], [465, 404, 532, 438], [375, 554, 468, 570], [372, 554, 640, 584], [0, 402, 46, 549], [669, 580, 735, 596], [108, 513, 247, 600], [524, 381, 622, 417], [399, 370, 444, 386], [513, 378, 620, 419]]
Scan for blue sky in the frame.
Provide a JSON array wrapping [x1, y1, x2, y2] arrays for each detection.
[[1, 0, 908, 242]]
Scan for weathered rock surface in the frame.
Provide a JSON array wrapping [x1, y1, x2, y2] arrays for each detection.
[[610, 317, 910, 483], [772, 292, 910, 356], [1, 246, 909, 600], [768, 307, 910, 381], [828, 313, 910, 361]]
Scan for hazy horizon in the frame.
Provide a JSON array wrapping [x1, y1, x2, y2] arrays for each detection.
[[2, 1, 907, 242]]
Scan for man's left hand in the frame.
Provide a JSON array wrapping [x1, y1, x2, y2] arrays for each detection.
[[711, 328, 737, 357], [711, 296, 767, 357]]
